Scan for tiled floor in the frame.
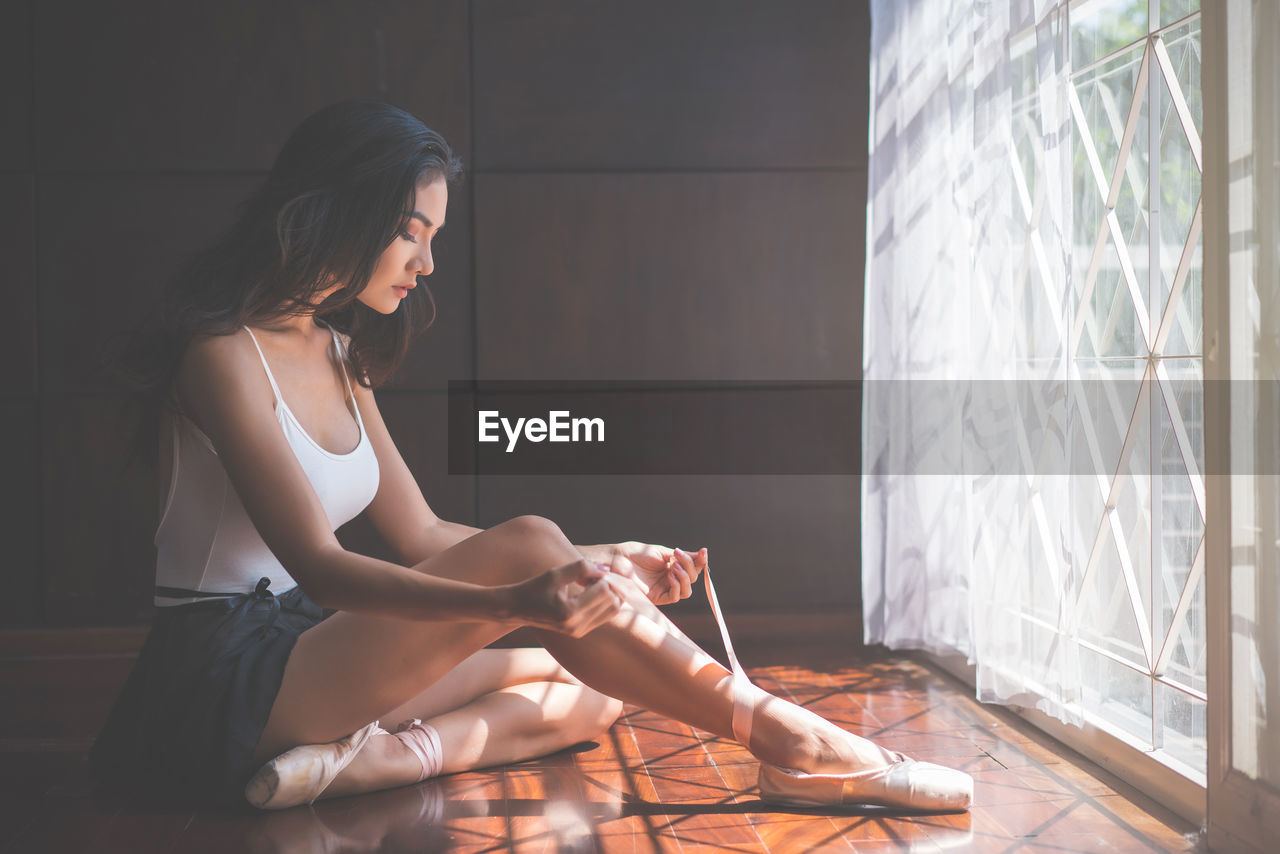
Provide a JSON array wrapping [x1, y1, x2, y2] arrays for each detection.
[[1, 648, 1199, 852]]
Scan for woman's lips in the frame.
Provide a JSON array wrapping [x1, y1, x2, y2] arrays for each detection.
[[393, 284, 414, 298]]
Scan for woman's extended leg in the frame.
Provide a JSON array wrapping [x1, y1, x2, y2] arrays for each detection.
[[250, 515, 885, 786]]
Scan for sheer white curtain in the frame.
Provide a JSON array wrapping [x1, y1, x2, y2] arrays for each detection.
[[863, 0, 1082, 721]]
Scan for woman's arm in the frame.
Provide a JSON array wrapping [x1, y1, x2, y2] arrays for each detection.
[[394, 518, 615, 568], [177, 333, 538, 623], [298, 543, 517, 620]]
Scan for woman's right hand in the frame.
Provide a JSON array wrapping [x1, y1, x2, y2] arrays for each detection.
[[505, 559, 624, 638]]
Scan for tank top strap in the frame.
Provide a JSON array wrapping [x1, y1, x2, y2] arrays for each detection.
[[242, 326, 286, 409]]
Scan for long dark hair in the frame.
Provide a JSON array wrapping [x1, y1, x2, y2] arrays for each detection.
[[106, 100, 463, 473]]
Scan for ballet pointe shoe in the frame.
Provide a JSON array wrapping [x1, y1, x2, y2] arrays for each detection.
[[756, 747, 974, 812], [699, 565, 972, 813], [244, 720, 382, 810]]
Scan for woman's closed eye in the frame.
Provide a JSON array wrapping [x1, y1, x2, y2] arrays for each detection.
[[401, 228, 440, 245]]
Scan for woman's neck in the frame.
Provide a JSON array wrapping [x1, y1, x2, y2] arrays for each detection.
[[253, 313, 332, 349], [258, 282, 341, 340]]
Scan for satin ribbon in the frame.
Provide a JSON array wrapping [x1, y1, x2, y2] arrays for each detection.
[[700, 565, 756, 751]]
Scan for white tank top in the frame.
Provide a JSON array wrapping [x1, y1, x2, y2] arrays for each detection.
[[152, 321, 381, 607]]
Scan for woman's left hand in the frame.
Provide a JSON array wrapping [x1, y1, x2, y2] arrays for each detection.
[[590, 541, 708, 606]]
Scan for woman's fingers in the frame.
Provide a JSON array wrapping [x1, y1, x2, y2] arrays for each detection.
[[512, 559, 612, 635], [564, 574, 623, 637], [673, 548, 700, 598], [657, 553, 679, 604], [557, 558, 607, 587]]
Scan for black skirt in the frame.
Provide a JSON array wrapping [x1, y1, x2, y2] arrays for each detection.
[[89, 578, 328, 810]]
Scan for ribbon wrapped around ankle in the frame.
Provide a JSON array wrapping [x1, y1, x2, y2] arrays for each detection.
[[700, 565, 757, 750], [389, 718, 443, 782]]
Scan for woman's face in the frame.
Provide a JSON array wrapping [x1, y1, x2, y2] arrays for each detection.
[[357, 176, 448, 314]]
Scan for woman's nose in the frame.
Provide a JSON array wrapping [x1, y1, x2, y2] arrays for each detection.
[[415, 247, 433, 277]]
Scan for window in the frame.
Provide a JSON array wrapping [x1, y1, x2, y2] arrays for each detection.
[[1065, 0, 1205, 778]]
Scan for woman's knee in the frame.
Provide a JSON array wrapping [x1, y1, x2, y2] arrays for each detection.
[[491, 515, 577, 580], [496, 514, 568, 545]]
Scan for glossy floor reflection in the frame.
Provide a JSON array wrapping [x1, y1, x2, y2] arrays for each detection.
[[2, 648, 1198, 852]]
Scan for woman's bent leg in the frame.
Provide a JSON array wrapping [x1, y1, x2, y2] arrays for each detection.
[[322, 679, 623, 800], [315, 647, 622, 800]]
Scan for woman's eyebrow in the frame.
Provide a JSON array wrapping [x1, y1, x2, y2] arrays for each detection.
[[411, 211, 444, 229]]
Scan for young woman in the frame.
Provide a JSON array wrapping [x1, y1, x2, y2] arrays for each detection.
[[91, 100, 973, 813]]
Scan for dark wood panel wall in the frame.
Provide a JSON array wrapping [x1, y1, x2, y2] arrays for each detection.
[[0, 0, 869, 631]]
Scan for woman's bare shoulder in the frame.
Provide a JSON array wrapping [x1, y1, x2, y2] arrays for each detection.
[[179, 328, 254, 381], [174, 329, 267, 424]]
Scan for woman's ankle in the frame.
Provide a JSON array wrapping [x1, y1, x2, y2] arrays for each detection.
[[753, 705, 893, 774], [318, 733, 424, 799], [806, 727, 894, 774]]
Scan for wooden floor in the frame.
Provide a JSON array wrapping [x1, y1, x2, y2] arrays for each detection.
[[0, 647, 1199, 853]]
